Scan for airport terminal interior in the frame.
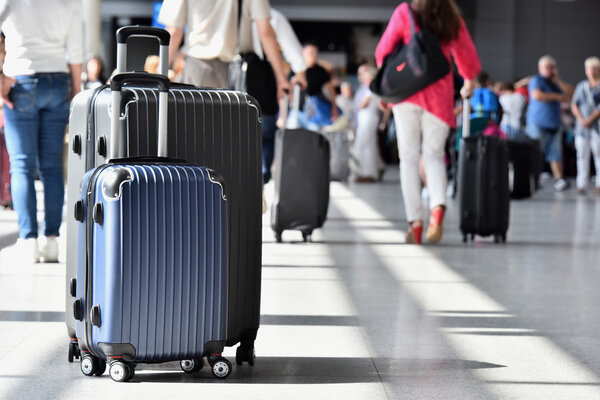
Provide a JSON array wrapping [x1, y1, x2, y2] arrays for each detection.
[[1, 0, 600, 399]]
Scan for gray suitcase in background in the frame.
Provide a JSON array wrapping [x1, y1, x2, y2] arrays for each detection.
[[66, 26, 263, 366], [322, 130, 351, 181]]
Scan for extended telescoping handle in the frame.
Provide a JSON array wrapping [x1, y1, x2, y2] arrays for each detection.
[[283, 83, 301, 129], [110, 73, 170, 159], [116, 26, 171, 76], [462, 97, 470, 139]]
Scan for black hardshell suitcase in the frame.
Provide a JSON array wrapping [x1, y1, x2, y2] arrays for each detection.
[[66, 27, 262, 365], [271, 87, 330, 242], [458, 99, 510, 243]]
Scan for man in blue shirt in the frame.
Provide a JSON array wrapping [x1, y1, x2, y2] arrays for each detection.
[[526, 55, 573, 191]]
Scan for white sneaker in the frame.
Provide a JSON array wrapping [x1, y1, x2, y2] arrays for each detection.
[[16, 238, 40, 263], [553, 178, 569, 192], [40, 236, 59, 263]]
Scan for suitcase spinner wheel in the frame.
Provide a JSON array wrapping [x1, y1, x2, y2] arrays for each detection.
[[68, 339, 81, 362], [109, 360, 135, 382], [236, 342, 256, 366], [180, 358, 204, 374], [80, 354, 106, 377], [208, 356, 232, 379]]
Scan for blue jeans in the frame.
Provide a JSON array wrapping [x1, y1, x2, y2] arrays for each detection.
[[4, 73, 70, 238], [527, 124, 562, 162], [262, 114, 278, 183]]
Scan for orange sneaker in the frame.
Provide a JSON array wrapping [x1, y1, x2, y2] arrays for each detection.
[[405, 223, 423, 244], [426, 206, 445, 244]]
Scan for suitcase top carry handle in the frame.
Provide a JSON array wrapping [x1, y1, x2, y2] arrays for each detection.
[[116, 26, 170, 77], [110, 73, 170, 160]]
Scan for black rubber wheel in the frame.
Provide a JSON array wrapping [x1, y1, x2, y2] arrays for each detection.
[[236, 345, 256, 366], [462, 234, 467, 243], [94, 359, 107, 376], [68, 341, 80, 363], [125, 364, 135, 382], [81, 355, 99, 377], [211, 357, 232, 379], [109, 361, 130, 382], [502, 233, 507, 243], [235, 347, 243, 366], [275, 231, 283, 243], [181, 358, 203, 373]]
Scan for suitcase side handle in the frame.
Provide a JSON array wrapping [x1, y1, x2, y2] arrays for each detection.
[[116, 26, 170, 77], [110, 73, 170, 160]]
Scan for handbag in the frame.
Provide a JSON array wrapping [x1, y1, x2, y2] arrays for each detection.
[[370, 7, 450, 103], [228, 0, 278, 115]]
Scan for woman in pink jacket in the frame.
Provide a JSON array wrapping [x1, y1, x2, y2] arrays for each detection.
[[376, 0, 481, 244]]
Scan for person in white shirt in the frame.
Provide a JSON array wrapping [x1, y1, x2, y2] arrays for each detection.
[[158, 0, 290, 100], [499, 81, 527, 140], [353, 64, 384, 182], [248, 7, 306, 184], [0, 0, 83, 263], [571, 56, 600, 194]]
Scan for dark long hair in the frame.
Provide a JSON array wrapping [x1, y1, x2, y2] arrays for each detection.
[[412, 0, 462, 43]]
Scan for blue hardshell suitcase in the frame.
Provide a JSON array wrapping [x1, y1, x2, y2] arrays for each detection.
[[72, 73, 231, 382]]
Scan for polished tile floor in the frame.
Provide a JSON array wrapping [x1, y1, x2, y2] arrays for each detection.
[[1, 170, 599, 399]]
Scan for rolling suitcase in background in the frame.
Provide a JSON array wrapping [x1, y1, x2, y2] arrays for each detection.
[[507, 139, 536, 199], [322, 130, 351, 181], [271, 86, 330, 243], [458, 98, 510, 243], [66, 26, 263, 366], [72, 73, 231, 382]]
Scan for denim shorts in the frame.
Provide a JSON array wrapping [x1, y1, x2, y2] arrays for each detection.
[[527, 124, 562, 162]]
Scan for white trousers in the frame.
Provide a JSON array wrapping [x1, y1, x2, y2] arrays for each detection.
[[575, 132, 600, 189], [392, 103, 450, 223], [353, 110, 382, 178]]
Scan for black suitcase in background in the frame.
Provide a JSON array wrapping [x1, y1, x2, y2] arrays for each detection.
[[458, 99, 510, 243], [508, 139, 536, 199], [271, 88, 330, 242]]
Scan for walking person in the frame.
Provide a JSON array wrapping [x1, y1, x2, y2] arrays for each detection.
[[526, 55, 573, 191], [159, 0, 290, 99], [0, 0, 83, 262], [375, 0, 480, 244], [571, 56, 600, 194], [353, 64, 383, 182]]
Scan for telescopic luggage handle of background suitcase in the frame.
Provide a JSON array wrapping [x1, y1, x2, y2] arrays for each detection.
[[74, 72, 232, 382]]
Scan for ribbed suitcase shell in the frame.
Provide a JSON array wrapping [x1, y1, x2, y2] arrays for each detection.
[[75, 164, 227, 361], [67, 86, 262, 348], [458, 136, 510, 240], [271, 128, 330, 239]]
